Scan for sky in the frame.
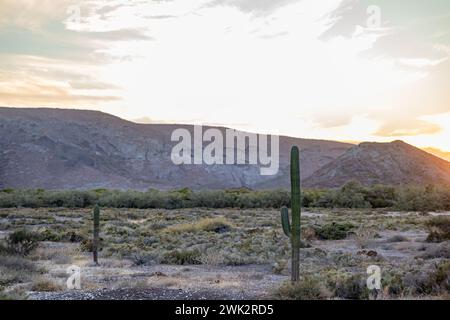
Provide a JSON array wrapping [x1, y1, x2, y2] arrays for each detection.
[[0, 0, 449, 159]]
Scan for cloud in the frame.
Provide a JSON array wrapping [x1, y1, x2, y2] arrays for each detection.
[[258, 31, 289, 40], [0, 54, 121, 107], [205, 0, 302, 16], [68, 81, 120, 90], [374, 119, 442, 137], [320, 0, 370, 40], [312, 113, 353, 129], [0, 82, 120, 107]]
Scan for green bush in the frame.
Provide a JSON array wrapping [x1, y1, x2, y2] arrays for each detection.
[[0, 229, 40, 256], [425, 216, 450, 243], [334, 274, 370, 300], [0, 184, 449, 210], [314, 222, 354, 240], [332, 181, 371, 208], [274, 276, 327, 300], [162, 249, 202, 265]]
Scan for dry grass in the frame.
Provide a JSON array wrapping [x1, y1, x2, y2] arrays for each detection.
[[0, 207, 449, 300], [31, 278, 63, 292], [164, 217, 232, 234]]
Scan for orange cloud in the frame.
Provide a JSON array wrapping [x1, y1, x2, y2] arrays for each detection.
[[422, 147, 450, 162], [374, 119, 442, 137]]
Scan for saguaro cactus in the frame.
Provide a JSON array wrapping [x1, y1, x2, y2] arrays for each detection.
[[281, 146, 301, 282], [93, 204, 100, 265]]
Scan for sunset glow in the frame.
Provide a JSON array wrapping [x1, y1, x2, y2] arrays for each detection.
[[0, 0, 449, 154]]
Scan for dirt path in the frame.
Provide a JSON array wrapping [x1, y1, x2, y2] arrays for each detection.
[[26, 262, 286, 300], [28, 288, 256, 300]]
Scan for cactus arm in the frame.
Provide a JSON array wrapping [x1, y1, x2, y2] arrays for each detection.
[[281, 207, 291, 238]]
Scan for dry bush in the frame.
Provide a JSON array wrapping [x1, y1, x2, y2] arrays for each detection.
[[273, 276, 330, 300], [31, 278, 63, 292], [165, 218, 232, 234], [198, 250, 225, 266], [354, 224, 377, 249], [426, 216, 450, 243]]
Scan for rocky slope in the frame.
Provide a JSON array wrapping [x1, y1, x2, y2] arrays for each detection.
[[304, 140, 450, 187], [1, 107, 448, 190], [0, 107, 352, 190]]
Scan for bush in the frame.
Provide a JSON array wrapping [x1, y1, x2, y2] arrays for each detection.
[[0, 184, 449, 210], [162, 249, 202, 265], [426, 216, 450, 243], [396, 185, 450, 211], [403, 262, 450, 295], [314, 222, 354, 240], [332, 181, 371, 208], [334, 274, 370, 300], [274, 276, 328, 300], [130, 252, 160, 266], [0, 229, 40, 256], [165, 218, 232, 234], [80, 238, 103, 252], [382, 272, 405, 297], [31, 279, 63, 292]]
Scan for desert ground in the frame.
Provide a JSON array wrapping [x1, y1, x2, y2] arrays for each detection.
[[0, 207, 448, 300]]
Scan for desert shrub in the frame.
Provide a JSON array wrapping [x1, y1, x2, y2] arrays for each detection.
[[0, 185, 448, 210], [162, 249, 202, 265], [274, 276, 328, 300], [31, 279, 63, 292], [165, 218, 231, 234], [195, 218, 232, 233], [314, 222, 354, 240], [222, 253, 257, 266], [382, 271, 405, 297], [38, 229, 64, 242], [332, 181, 371, 208], [0, 255, 38, 289], [363, 184, 397, 208], [198, 250, 226, 266], [418, 242, 450, 259], [333, 274, 370, 300], [301, 227, 317, 241], [403, 262, 450, 296], [426, 216, 450, 243], [396, 185, 450, 211], [386, 235, 410, 242], [1, 229, 40, 256], [353, 224, 376, 248], [80, 238, 103, 252], [301, 189, 326, 207], [64, 231, 86, 243], [0, 255, 36, 272], [130, 252, 160, 266], [431, 260, 450, 293]]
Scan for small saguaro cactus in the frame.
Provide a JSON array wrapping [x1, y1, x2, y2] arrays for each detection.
[[281, 146, 301, 282], [93, 204, 100, 265]]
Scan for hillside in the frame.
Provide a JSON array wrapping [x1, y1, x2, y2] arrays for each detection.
[[1, 107, 449, 190], [304, 140, 450, 187], [0, 107, 352, 190]]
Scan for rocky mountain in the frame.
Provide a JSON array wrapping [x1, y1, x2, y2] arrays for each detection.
[[0, 107, 448, 190], [0, 107, 352, 190], [304, 140, 450, 188]]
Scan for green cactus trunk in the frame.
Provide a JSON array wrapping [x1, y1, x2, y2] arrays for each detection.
[[93, 204, 100, 265], [281, 146, 301, 282]]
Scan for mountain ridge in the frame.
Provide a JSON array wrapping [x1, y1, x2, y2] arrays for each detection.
[[0, 107, 449, 190]]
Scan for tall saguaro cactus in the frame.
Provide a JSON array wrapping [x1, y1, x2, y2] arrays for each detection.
[[93, 204, 100, 265], [281, 146, 301, 282]]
